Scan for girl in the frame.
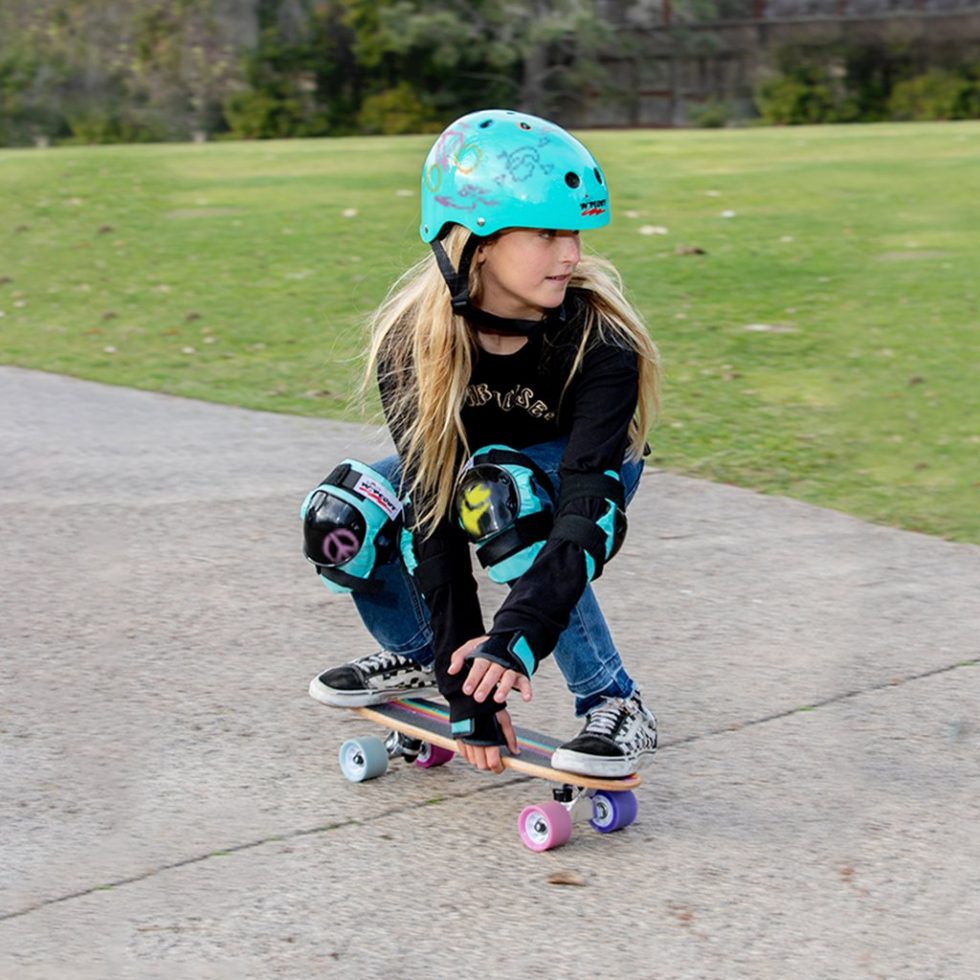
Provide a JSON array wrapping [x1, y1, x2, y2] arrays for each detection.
[[304, 108, 660, 778]]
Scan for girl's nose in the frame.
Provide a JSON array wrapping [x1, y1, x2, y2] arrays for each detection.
[[561, 233, 581, 265]]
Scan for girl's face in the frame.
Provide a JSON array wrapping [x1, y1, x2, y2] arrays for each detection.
[[475, 228, 581, 320]]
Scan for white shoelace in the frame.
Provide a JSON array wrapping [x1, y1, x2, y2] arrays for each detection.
[[584, 698, 628, 737], [356, 650, 407, 674]]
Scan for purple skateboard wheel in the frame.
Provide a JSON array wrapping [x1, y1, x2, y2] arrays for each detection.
[[589, 790, 638, 833]]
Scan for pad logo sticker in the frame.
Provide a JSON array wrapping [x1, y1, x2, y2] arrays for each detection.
[[353, 475, 402, 521], [580, 198, 607, 216], [320, 528, 361, 565], [460, 482, 492, 538]]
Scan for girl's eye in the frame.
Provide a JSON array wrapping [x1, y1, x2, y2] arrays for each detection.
[[539, 230, 557, 239]]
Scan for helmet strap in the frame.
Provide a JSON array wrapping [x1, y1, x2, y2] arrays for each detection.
[[430, 235, 480, 313], [429, 235, 567, 337]]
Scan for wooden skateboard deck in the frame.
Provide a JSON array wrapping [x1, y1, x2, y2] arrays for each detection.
[[355, 696, 640, 791]]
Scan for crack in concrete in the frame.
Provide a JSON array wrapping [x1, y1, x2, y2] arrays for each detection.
[[665, 656, 979, 749], [0, 780, 518, 924], [3, 656, 976, 924]]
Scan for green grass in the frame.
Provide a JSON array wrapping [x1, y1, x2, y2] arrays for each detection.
[[1, 123, 978, 542]]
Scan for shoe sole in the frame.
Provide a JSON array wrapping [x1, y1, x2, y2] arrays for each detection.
[[308, 676, 439, 708], [550, 745, 657, 779]]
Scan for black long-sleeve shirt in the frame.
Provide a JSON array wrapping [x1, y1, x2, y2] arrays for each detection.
[[379, 289, 639, 712]]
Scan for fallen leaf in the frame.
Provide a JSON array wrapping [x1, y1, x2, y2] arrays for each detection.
[[547, 870, 586, 887]]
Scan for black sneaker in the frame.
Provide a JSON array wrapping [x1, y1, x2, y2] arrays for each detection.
[[550, 691, 658, 778], [308, 651, 437, 707]]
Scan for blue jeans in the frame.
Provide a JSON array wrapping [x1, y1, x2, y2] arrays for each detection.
[[351, 439, 644, 716]]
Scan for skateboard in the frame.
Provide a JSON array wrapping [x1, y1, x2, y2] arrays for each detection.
[[336, 697, 641, 851]]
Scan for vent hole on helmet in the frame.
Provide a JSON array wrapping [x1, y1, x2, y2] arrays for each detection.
[[594, 168, 603, 184], [519, 121, 532, 130], [564, 172, 581, 189], [479, 119, 494, 128]]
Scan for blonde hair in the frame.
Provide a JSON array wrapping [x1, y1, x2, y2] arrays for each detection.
[[365, 224, 660, 533]]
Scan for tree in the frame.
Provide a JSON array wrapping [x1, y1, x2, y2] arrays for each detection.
[[341, 0, 614, 126], [0, 0, 251, 143]]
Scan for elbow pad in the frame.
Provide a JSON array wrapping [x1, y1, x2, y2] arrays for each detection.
[[550, 470, 627, 581]]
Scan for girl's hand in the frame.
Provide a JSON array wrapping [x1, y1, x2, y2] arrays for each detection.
[[455, 708, 519, 774], [448, 636, 533, 704]]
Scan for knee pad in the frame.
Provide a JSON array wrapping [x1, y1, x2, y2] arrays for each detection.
[[454, 445, 555, 584], [301, 460, 403, 594]]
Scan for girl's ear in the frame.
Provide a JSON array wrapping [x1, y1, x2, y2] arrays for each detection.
[[474, 234, 496, 266]]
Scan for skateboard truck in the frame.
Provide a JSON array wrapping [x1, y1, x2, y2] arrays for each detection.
[[552, 785, 576, 804], [552, 783, 602, 823], [384, 730, 423, 764]]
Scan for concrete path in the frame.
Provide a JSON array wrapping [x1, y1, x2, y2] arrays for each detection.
[[1, 365, 978, 979]]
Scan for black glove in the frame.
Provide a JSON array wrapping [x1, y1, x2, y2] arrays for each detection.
[[433, 646, 507, 746], [446, 704, 507, 746], [468, 632, 539, 679]]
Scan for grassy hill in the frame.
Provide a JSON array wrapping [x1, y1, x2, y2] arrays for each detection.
[[1, 122, 977, 541]]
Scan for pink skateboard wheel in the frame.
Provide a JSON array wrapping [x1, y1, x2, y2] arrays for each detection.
[[517, 802, 573, 851], [415, 742, 455, 769]]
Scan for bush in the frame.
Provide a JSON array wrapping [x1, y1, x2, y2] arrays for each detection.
[[690, 99, 735, 128], [356, 83, 439, 135], [754, 74, 837, 125], [223, 90, 302, 139], [63, 107, 170, 144], [888, 69, 977, 121]]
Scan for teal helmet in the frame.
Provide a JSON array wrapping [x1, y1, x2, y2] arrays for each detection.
[[419, 109, 610, 243]]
